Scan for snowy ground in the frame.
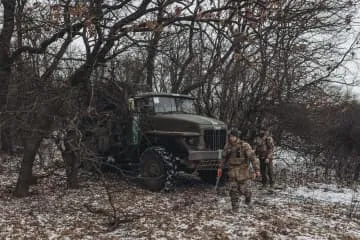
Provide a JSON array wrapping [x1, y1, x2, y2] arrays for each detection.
[[1, 149, 360, 240]]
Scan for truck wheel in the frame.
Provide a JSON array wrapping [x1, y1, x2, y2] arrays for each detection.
[[141, 147, 177, 192]]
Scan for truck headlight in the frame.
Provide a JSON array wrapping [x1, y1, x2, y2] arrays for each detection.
[[186, 136, 199, 146]]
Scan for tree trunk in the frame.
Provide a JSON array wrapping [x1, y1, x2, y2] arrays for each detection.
[[13, 101, 55, 197], [63, 148, 79, 189], [0, 0, 16, 154], [61, 130, 80, 189], [0, 127, 13, 153], [354, 162, 360, 181], [0, 0, 15, 108], [14, 135, 42, 197], [145, 31, 161, 90]]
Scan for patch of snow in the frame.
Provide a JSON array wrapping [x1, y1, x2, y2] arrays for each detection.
[[290, 184, 358, 205], [1, 154, 360, 239], [273, 147, 309, 169]]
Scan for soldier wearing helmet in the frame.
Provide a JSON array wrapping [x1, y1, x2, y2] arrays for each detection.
[[218, 129, 260, 211]]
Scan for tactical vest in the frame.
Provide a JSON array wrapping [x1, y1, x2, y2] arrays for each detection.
[[226, 141, 248, 166], [255, 137, 271, 157]]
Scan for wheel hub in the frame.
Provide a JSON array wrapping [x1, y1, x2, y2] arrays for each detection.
[[148, 163, 161, 176]]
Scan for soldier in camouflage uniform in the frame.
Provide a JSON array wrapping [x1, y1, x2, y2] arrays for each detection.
[[253, 128, 275, 188], [218, 129, 260, 211]]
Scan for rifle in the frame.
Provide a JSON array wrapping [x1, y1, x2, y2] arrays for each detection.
[[215, 149, 231, 192], [214, 168, 222, 192]]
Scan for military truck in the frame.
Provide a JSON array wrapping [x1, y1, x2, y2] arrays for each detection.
[[104, 92, 228, 191]]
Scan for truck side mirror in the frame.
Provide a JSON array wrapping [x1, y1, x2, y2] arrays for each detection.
[[128, 98, 135, 112]]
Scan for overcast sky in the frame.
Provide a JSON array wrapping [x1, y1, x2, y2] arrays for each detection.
[[341, 7, 360, 99]]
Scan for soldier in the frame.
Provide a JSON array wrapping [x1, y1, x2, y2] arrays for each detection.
[[253, 128, 275, 188], [217, 129, 260, 211]]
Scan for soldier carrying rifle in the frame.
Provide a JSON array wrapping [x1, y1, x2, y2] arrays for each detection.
[[217, 129, 260, 212]]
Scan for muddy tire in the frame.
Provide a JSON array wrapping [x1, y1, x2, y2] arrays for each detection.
[[141, 147, 177, 192]]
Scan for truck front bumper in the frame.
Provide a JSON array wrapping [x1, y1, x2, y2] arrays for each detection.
[[187, 150, 223, 170]]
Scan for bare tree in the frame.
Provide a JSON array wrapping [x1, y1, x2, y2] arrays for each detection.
[[1, 0, 358, 196], [1, 0, 248, 196]]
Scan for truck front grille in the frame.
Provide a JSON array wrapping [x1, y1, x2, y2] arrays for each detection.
[[204, 129, 227, 150]]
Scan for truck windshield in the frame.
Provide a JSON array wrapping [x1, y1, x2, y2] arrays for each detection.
[[153, 97, 196, 114]]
